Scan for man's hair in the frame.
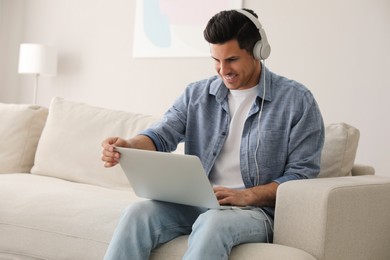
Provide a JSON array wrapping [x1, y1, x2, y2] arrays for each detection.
[[203, 9, 261, 56]]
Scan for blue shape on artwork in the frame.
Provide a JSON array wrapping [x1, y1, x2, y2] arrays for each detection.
[[143, 0, 171, 48]]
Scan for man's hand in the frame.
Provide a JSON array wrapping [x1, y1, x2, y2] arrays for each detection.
[[101, 135, 157, 168], [213, 182, 279, 207], [101, 137, 130, 168], [213, 186, 256, 207]]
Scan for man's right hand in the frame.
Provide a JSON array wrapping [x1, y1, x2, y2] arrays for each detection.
[[101, 135, 157, 168], [101, 137, 130, 168]]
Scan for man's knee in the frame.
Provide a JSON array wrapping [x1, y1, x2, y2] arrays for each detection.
[[193, 210, 230, 234]]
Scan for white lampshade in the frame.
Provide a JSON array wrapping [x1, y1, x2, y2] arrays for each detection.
[[18, 43, 57, 76]]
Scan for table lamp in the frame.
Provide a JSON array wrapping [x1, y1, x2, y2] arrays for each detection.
[[18, 43, 57, 104]]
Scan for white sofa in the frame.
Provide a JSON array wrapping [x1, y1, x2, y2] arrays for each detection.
[[1, 97, 389, 260]]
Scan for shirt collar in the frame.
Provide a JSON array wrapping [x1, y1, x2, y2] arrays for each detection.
[[258, 64, 272, 102]]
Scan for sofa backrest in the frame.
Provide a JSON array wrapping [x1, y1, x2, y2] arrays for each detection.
[[13, 97, 361, 189], [0, 103, 48, 174]]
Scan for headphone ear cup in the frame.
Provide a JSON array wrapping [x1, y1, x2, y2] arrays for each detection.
[[253, 33, 271, 60], [252, 41, 262, 60], [260, 42, 271, 60], [259, 28, 271, 60]]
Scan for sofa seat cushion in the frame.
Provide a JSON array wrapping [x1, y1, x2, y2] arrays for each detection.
[[0, 173, 142, 260], [0, 174, 316, 260], [0, 171, 317, 260], [151, 236, 316, 260], [0, 103, 48, 174]]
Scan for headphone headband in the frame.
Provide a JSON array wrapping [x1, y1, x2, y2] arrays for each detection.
[[235, 9, 271, 60]]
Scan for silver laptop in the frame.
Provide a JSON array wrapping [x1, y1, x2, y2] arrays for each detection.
[[116, 147, 244, 209]]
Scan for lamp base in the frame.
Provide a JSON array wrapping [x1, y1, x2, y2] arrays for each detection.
[[33, 74, 40, 104]]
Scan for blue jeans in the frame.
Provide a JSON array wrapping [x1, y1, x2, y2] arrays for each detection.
[[104, 200, 273, 260]]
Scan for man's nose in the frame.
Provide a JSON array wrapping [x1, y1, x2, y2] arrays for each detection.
[[219, 61, 231, 75]]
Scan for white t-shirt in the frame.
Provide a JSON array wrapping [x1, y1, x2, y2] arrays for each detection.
[[209, 86, 258, 189]]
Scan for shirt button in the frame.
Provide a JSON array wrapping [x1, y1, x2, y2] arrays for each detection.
[[221, 132, 226, 136], [213, 152, 217, 156]]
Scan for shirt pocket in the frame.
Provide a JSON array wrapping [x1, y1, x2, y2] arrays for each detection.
[[258, 130, 288, 168]]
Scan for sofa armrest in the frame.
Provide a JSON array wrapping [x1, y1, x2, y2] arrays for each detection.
[[351, 164, 375, 176], [273, 176, 390, 260]]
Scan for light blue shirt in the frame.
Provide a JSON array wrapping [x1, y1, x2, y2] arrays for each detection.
[[141, 66, 324, 214]]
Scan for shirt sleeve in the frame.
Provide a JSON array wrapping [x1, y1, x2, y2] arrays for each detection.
[[139, 93, 188, 153], [273, 91, 325, 184]]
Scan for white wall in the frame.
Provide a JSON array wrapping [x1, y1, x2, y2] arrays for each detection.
[[0, 0, 24, 102], [0, 0, 389, 177]]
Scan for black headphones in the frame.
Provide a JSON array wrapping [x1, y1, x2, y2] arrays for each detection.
[[235, 9, 271, 60]]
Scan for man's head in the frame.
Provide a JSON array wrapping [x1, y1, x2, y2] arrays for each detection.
[[204, 9, 262, 60], [204, 9, 265, 90]]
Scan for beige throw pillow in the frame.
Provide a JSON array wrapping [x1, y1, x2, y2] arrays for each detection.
[[31, 97, 159, 190], [319, 123, 360, 178], [0, 103, 48, 173]]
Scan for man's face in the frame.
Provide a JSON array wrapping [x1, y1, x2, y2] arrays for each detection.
[[210, 39, 261, 90]]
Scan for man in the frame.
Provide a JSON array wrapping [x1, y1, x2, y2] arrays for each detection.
[[101, 8, 324, 260]]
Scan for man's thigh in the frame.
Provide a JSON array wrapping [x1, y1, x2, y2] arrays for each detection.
[[192, 207, 274, 244], [123, 200, 207, 238]]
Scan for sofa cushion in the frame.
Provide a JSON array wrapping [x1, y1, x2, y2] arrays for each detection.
[[30, 97, 359, 187], [0, 173, 140, 260], [0, 103, 48, 174], [150, 235, 316, 260], [0, 173, 318, 260], [319, 123, 360, 178], [31, 97, 159, 189]]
